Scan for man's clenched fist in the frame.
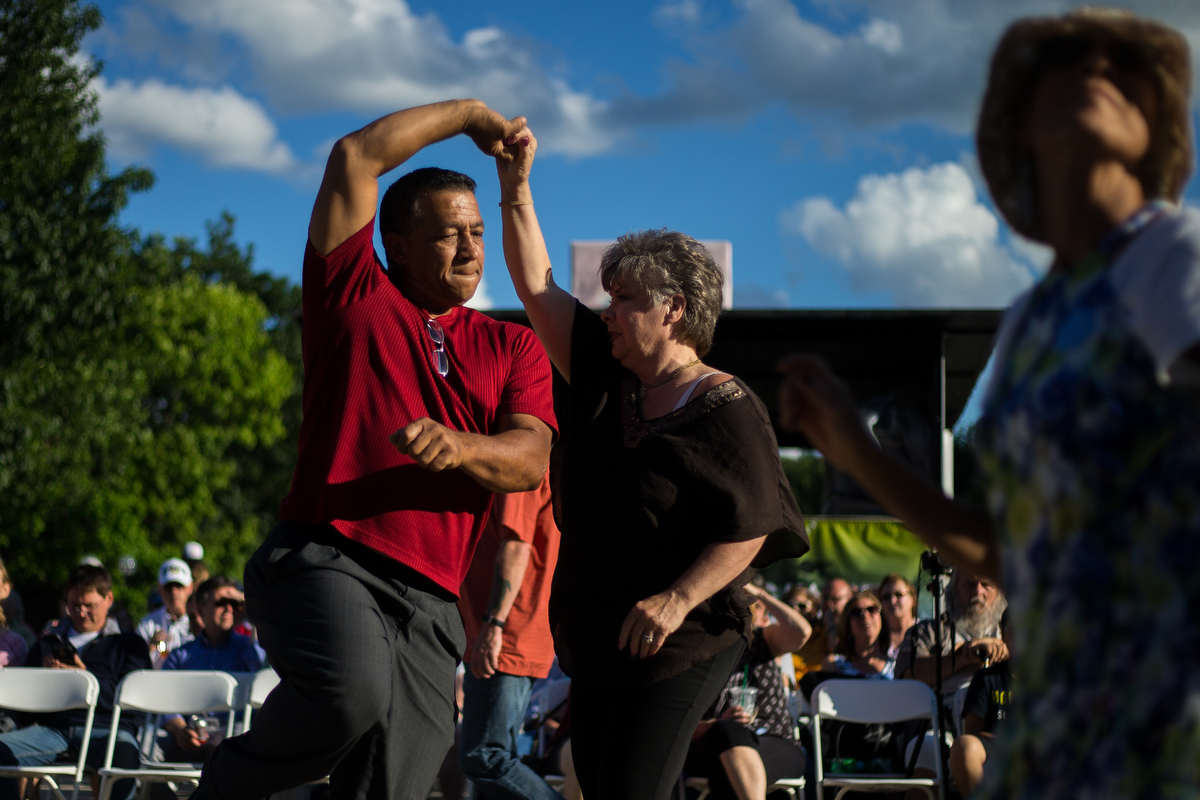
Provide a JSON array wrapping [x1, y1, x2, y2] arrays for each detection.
[[389, 417, 467, 472]]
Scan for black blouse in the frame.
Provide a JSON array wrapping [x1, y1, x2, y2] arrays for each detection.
[[550, 302, 808, 684]]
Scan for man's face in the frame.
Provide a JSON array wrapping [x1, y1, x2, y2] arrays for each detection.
[[384, 190, 484, 313], [160, 581, 192, 618], [66, 588, 112, 634], [956, 575, 1000, 615], [200, 586, 245, 635], [822, 579, 853, 619]]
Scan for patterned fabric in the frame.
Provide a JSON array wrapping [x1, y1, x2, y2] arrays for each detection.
[[827, 653, 895, 680], [975, 234, 1200, 797], [713, 630, 794, 740]]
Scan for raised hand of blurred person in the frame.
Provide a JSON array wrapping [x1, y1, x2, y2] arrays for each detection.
[[777, 354, 877, 470]]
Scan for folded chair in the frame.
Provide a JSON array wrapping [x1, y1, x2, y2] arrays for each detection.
[[0, 668, 101, 800], [96, 670, 237, 800]]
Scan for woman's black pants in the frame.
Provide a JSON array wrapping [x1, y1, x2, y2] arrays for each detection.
[[569, 641, 743, 800], [684, 719, 807, 800]]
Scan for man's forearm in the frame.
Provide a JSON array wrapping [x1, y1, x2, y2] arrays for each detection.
[[486, 540, 533, 621], [907, 651, 978, 685], [343, 100, 484, 180], [456, 427, 549, 493]]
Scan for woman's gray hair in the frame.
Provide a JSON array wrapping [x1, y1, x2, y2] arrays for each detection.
[[598, 229, 724, 356]]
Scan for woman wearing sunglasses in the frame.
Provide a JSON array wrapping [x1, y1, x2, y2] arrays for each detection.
[[780, 9, 1200, 796], [876, 573, 917, 662], [822, 592, 894, 679]]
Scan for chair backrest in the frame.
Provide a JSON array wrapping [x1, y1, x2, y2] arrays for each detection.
[[114, 670, 237, 715], [226, 672, 258, 712], [0, 668, 100, 713], [953, 684, 970, 735], [813, 679, 936, 725], [248, 668, 279, 708]]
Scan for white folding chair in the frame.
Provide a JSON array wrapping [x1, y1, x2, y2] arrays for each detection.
[[810, 679, 943, 800], [0, 668, 101, 800], [952, 684, 970, 736], [683, 775, 806, 799], [96, 670, 237, 800]]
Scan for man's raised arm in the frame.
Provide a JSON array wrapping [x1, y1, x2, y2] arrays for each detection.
[[309, 100, 526, 256]]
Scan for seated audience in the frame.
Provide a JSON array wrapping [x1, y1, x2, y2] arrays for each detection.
[[0, 558, 27, 668], [820, 577, 853, 652], [136, 558, 194, 668], [950, 614, 1012, 795], [823, 591, 894, 679], [684, 583, 811, 800], [1, 591, 35, 649], [877, 573, 918, 661], [160, 577, 264, 762], [785, 585, 827, 676], [0, 565, 151, 800], [897, 570, 1007, 697]]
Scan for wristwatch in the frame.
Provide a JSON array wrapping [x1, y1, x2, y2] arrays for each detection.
[[482, 613, 507, 629]]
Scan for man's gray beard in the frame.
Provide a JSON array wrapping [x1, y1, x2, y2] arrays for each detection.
[[948, 593, 1007, 639]]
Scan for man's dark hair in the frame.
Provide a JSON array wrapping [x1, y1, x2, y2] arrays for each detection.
[[379, 167, 477, 245], [195, 576, 240, 606], [65, 564, 112, 597]]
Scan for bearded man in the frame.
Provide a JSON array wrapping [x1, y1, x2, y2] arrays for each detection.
[[897, 571, 1008, 697]]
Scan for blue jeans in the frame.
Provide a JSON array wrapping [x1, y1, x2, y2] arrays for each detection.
[[0, 724, 141, 800], [460, 672, 563, 800]]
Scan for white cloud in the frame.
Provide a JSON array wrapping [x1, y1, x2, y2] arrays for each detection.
[[783, 162, 1041, 306], [145, 0, 614, 157], [96, 77, 297, 173], [612, 0, 1200, 131], [657, 0, 702, 25]]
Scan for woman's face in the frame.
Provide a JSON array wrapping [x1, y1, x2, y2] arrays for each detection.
[[848, 597, 882, 651], [1024, 39, 1156, 171], [879, 580, 914, 627], [600, 281, 673, 367]]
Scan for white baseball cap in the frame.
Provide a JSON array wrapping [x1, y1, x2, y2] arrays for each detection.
[[158, 558, 192, 587], [183, 541, 204, 561]]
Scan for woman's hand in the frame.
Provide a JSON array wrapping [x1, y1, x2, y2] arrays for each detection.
[[718, 704, 752, 726], [495, 127, 536, 197], [777, 354, 878, 471], [618, 589, 689, 659]]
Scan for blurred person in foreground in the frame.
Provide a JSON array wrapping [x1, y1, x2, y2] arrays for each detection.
[[877, 573, 917, 661], [160, 577, 264, 762], [779, 8, 1200, 796], [684, 583, 810, 800], [192, 100, 556, 800], [0, 565, 151, 800], [823, 591, 894, 679], [136, 558, 194, 668], [495, 127, 808, 800]]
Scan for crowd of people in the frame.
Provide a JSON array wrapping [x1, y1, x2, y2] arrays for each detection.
[[3, 5, 1199, 800]]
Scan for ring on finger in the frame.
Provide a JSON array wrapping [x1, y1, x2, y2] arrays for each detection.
[[642, 633, 654, 643]]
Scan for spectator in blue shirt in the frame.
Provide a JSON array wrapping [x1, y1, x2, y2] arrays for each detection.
[[161, 577, 264, 762]]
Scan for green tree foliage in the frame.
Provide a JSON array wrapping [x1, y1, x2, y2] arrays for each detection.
[[0, 0, 299, 621], [781, 453, 824, 516]]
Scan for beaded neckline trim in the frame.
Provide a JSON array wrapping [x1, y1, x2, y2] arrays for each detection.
[[619, 376, 745, 448]]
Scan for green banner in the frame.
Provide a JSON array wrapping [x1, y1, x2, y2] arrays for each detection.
[[760, 517, 927, 591]]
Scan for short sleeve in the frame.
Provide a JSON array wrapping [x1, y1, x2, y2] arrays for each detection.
[[1111, 208, 1200, 377], [494, 475, 546, 544], [303, 217, 387, 313], [963, 668, 989, 720], [569, 300, 623, 414], [496, 326, 558, 436], [897, 621, 933, 675]]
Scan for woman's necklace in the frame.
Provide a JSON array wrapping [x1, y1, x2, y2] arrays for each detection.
[[638, 358, 701, 399]]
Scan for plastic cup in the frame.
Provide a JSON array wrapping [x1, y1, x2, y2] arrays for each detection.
[[727, 686, 758, 720]]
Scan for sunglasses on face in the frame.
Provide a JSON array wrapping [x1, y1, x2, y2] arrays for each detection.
[[1035, 35, 1154, 76], [794, 600, 815, 612], [212, 598, 245, 611], [849, 605, 882, 619], [881, 591, 909, 601]]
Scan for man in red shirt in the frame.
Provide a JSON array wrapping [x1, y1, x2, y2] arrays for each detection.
[[195, 101, 556, 800], [457, 472, 561, 800]]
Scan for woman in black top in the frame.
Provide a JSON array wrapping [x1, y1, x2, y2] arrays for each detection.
[[685, 583, 811, 800], [494, 129, 809, 800]]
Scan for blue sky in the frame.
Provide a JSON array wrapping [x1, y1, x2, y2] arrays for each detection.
[[85, 0, 1200, 317]]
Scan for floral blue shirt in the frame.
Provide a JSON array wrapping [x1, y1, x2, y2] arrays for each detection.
[[975, 208, 1200, 798]]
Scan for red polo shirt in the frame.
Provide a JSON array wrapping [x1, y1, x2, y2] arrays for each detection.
[[279, 219, 557, 595], [458, 472, 559, 678]]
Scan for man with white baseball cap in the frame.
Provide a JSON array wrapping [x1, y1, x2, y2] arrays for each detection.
[[136, 558, 194, 668]]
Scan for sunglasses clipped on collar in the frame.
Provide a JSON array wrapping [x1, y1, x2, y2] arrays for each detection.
[[849, 605, 882, 619], [1035, 34, 1154, 76]]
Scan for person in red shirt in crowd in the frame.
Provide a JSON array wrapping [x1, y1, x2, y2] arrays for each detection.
[[193, 100, 556, 800], [457, 472, 562, 800]]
